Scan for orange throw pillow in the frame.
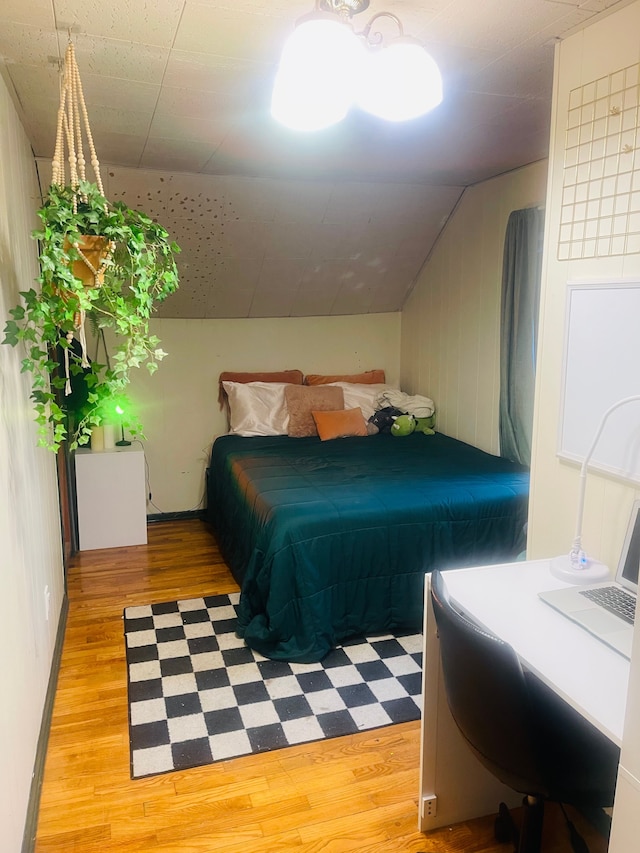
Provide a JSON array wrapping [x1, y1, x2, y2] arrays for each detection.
[[312, 408, 368, 441]]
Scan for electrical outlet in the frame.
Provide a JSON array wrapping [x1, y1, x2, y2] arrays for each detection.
[[423, 795, 437, 818], [44, 585, 51, 621]]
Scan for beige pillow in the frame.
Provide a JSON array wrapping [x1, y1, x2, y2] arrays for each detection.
[[312, 408, 368, 441], [285, 385, 344, 437]]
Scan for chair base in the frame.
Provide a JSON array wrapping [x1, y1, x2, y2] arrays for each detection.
[[494, 797, 544, 853], [519, 796, 544, 853], [494, 801, 516, 844], [495, 799, 595, 853]]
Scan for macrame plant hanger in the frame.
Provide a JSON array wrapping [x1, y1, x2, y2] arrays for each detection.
[[51, 37, 113, 395]]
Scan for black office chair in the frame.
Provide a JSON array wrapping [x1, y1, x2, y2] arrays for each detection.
[[429, 569, 620, 853]]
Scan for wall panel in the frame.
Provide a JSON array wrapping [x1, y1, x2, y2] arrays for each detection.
[[401, 161, 548, 455], [0, 71, 65, 852], [124, 312, 401, 514]]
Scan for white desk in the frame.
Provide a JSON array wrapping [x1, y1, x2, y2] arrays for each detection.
[[419, 558, 630, 831]]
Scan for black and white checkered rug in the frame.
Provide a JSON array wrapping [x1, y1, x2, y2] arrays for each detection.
[[124, 592, 422, 779]]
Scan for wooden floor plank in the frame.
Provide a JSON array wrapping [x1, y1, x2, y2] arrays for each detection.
[[34, 519, 609, 852]]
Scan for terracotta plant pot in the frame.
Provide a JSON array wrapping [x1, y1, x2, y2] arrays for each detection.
[[63, 235, 112, 287]]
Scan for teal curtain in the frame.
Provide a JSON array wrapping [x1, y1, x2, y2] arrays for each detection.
[[499, 207, 544, 465]]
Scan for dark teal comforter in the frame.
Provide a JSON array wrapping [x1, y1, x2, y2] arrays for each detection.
[[206, 432, 529, 662]]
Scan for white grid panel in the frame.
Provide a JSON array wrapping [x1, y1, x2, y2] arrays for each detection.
[[560, 63, 640, 260]]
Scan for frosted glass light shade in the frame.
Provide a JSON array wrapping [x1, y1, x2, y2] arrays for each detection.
[[357, 40, 443, 121], [271, 18, 364, 131]]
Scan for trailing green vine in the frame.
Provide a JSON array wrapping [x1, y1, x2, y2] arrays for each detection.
[[3, 181, 180, 451]]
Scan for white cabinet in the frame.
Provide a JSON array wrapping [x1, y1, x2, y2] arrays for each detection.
[[75, 447, 147, 550]]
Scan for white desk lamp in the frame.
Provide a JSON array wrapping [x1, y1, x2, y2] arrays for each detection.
[[551, 394, 640, 584]]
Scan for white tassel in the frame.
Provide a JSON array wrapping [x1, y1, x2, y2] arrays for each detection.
[[77, 310, 90, 368], [64, 331, 73, 395]]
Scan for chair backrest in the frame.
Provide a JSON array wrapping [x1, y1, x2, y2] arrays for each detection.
[[430, 569, 549, 796]]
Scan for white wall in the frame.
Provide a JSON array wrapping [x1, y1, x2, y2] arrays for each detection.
[[526, 3, 640, 846], [401, 160, 548, 455], [124, 313, 401, 513], [0, 72, 66, 851], [528, 4, 640, 567]]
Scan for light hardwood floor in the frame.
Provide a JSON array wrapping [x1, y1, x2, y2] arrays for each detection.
[[34, 519, 609, 852]]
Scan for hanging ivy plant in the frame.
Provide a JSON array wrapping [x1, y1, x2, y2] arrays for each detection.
[[3, 180, 180, 451]]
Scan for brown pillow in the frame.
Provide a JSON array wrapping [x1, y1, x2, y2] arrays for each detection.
[[285, 385, 344, 437], [304, 370, 385, 386], [218, 370, 303, 409], [312, 408, 368, 441]]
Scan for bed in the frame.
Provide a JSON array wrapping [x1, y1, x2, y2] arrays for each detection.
[[206, 408, 529, 662]]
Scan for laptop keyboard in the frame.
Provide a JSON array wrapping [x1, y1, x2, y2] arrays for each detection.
[[579, 586, 636, 624]]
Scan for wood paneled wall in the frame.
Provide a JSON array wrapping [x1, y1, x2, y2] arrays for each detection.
[[400, 161, 548, 455]]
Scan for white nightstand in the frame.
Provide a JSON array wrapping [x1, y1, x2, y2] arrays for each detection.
[[74, 446, 148, 550]]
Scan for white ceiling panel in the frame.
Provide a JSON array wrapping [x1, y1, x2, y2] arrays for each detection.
[[1, 0, 53, 26], [140, 137, 217, 171], [212, 256, 264, 289], [69, 35, 170, 84], [1, 0, 631, 318], [0, 23, 59, 66], [425, 0, 580, 51], [263, 220, 316, 260], [308, 223, 372, 261], [219, 176, 278, 222], [8, 64, 60, 102], [174, 5, 288, 61], [54, 0, 185, 47], [258, 257, 309, 288], [473, 44, 555, 100], [91, 133, 148, 169], [90, 103, 155, 137], [77, 75, 161, 113], [271, 181, 332, 224], [198, 0, 301, 14], [154, 84, 244, 119], [147, 112, 228, 148], [155, 285, 210, 319], [162, 51, 267, 94], [250, 267, 307, 317], [291, 271, 343, 317], [216, 220, 270, 258], [19, 108, 57, 160]]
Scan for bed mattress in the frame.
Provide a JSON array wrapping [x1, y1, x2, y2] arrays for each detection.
[[206, 432, 529, 661]]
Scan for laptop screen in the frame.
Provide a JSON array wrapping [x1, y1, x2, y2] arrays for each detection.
[[618, 499, 640, 592]]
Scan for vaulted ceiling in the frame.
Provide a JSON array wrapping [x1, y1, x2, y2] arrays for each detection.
[[0, 0, 627, 318]]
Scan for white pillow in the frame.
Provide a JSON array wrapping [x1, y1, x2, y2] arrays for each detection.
[[328, 382, 397, 422], [223, 381, 291, 436]]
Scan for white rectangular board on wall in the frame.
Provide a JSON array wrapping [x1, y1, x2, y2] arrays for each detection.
[[558, 280, 640, 485]]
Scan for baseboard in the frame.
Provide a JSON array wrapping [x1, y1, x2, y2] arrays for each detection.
[[22, 594, 69, 853], [147, 509, 205, 524]]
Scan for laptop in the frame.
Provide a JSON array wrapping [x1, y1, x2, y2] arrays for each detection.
[[538, 499, 640, 659]]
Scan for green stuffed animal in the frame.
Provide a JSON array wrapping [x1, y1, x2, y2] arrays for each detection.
[[390, 414, 416, 436], [414, 414, 436, 435]]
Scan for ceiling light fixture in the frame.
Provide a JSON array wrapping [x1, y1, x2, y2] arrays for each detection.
[[271, 0, 443, 131]]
